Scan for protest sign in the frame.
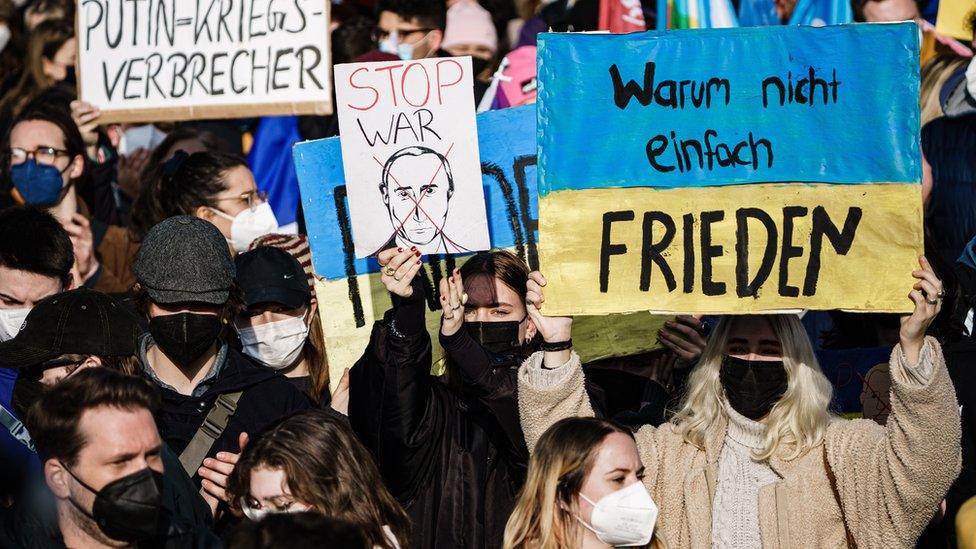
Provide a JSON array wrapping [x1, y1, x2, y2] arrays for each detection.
[[537, 24, 924, 315], [333, 56, 490, 258], [77, 0, 332, 123], [295, 106, 665, 381]]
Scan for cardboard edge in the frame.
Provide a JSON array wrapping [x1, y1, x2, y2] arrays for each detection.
[[94, 100, 334, 124]]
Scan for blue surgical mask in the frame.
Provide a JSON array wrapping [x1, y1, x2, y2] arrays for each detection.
[[378, 30, 430, 61], [378, 30, 400, 56], [10, 160, 68, 207]]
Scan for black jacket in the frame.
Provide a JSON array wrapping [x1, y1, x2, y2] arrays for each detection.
[[349, 282, 528, 549], [922, 114, 976, 267], [149, 347, 312, 476]]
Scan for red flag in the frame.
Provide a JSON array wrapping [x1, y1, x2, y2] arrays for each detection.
[[598, 0, 647, 33]]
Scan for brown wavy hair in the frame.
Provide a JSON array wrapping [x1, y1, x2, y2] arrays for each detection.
[[0, 18, 72, 118], [228, 409, 410, 549], [503, 417, 661, 549]]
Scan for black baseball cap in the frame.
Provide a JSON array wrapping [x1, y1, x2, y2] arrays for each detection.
[[235, 246, 311, 310], [0, 288, 139, 369]]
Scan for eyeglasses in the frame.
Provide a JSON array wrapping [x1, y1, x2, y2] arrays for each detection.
[[214, 190, 268, 212], [373, 27, 435, 42], [9, 146, 70, 167], [23, 357, 88, 381]]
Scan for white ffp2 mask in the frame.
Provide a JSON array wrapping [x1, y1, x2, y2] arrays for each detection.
[[578, 481, 658, 547], [0, 308, 30, 342], [210, 202, 279, 253], [237, 316, 309, 370]]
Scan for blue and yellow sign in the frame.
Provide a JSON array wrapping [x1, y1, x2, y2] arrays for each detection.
[[537, 24, 923, 315]]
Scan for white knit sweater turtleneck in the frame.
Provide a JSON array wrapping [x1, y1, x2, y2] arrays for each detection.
[[710, 404, 781, 549]]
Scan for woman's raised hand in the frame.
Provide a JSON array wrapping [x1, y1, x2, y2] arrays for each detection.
[[900, 256, 944, 364], [440, 268, 466, 336], [378, 247, 423, 298], [526, 271, 573, 343]]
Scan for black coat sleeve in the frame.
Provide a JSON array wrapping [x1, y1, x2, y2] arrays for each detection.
[[438, 328, 528, 464], [349, 278, 442, 501]]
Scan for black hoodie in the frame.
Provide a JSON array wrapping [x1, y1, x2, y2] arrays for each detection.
[[140, 341, 312, 479]]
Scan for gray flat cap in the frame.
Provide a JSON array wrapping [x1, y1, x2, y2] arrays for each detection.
[[133, 216, 235, 305]]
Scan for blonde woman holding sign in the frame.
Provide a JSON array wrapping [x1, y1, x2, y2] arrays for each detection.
[[517, 257, 960, 548]]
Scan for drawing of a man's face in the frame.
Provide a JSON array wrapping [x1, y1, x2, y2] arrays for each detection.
[[380, 147, 454, 246]]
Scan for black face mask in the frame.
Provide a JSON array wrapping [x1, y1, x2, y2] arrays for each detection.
[[465, 320, 522, 356], [149, 313, 222, 368], [64, 466, 163, 542], [471, 57, 491, 76], [719, 355, 788, 421]]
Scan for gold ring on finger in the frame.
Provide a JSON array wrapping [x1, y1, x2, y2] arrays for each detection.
[[384, 267, 396, 276], [926, 298, 939, 305]]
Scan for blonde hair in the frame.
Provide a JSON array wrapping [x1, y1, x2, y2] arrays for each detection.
[[673, 314, 835, 461], [504, 417, 660, 549]]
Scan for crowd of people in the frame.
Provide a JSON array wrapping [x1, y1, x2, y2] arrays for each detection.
[[0, 0, 973, 548]]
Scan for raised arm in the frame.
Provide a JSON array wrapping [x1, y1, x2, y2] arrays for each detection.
[[348, 248, 440, 500], [827, 257, 962, 547], [516, 271, 593, 452]]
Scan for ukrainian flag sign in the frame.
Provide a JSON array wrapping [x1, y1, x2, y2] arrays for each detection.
[[537, 24, 923, 315]]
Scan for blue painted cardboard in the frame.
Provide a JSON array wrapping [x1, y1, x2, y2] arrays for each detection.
[[537, 24, 920, 195], [294, 105, 539, 280]]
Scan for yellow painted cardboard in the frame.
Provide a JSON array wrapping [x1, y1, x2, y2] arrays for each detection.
[[936, 0, 976, 40], [538, 183, 924, 316], [314, 272, 667, 391]]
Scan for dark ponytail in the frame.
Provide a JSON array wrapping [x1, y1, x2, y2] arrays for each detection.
[[130, 150, 247, 241]]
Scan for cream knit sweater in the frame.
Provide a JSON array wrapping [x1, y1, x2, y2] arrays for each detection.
[[710, 406, 780, 549]]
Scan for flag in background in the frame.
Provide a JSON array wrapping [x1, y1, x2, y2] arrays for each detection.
[[738, 0, 853, 26], [657, 0, 738, 29], [599, 0, 648, 32], [787, 0, 853, 25], [248, 116, 303, 233]]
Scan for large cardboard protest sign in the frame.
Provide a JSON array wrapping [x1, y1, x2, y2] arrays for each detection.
[[333, 56, 490, 258], [77, 1, 332, 123], [295, 106, 664, 380], [537, 24, 924, 315]]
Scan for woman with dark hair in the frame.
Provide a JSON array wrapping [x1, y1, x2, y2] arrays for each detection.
[[114, 126, 226, 211], [349, 248, 584, 548], [504, 417, 663, 549], [3, 102, 137, 293], [0, 18, 74, 131], [130, 151, 278, 253], [228, 409, 409, 549], [234, 245, 335, 409]]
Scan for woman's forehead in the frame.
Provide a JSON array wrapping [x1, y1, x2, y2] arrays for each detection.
[[463, 273, 521, 308], [728, 316, 778, 340]]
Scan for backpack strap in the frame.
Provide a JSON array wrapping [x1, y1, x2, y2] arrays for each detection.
[[178, 391, 244, 477], [823, 444, 857, 548], [0, 403, 34, 452]]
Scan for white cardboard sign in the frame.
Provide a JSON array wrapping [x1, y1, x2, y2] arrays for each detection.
[[77, 0, 332, 123], [334, 56, 490, 258]]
